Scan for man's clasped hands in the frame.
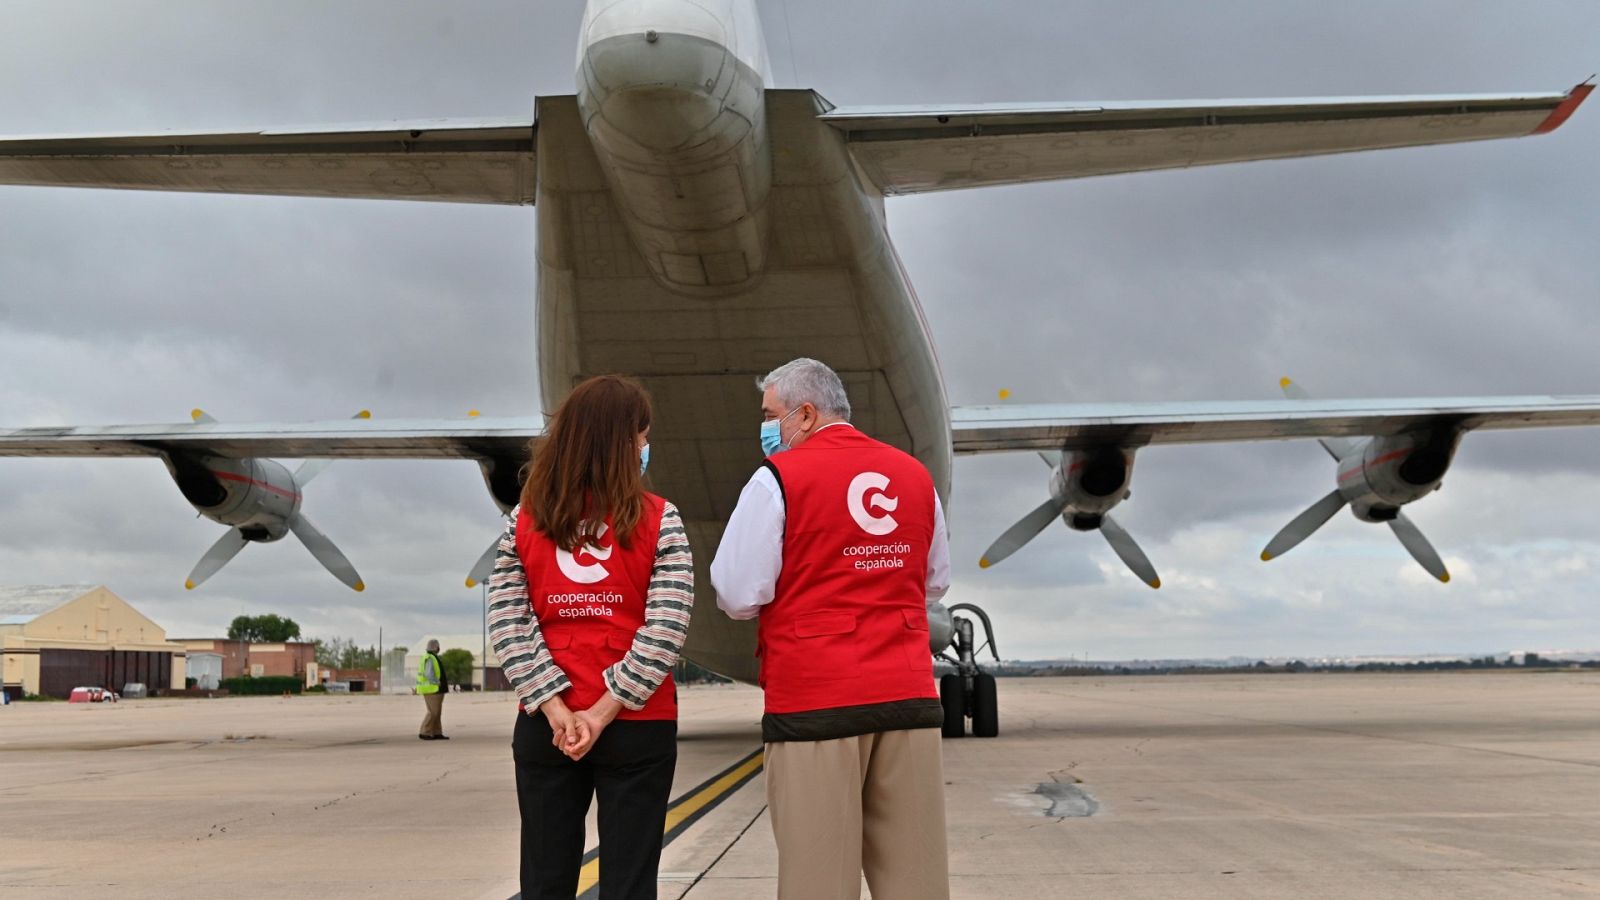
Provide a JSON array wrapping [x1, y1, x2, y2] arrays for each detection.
[[539, 693, 622, 760]]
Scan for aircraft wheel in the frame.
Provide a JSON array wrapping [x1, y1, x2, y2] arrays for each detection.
[[939, 673, 966, 738], [970, 672, 999, 738]]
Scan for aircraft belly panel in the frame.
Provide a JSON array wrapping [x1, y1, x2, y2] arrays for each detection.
[[534, 91, 951, 680]]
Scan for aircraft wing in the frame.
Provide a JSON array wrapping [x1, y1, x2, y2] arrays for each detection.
[[823, 83, 1593, 196], [950, 395, 1600, 454], [0, 417, 541, 460], [0, 118, 537, 204]]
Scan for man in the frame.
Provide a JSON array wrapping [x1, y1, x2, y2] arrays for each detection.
[[416, 639, 450, 740], [712, 357, 951, 900]]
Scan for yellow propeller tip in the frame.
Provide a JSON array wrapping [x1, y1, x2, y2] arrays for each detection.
[[1438, 572, 1450, 584], [978, 558, 992, 569], [468, 410, 481, 418], [1260, 551, 1273, 562], [190, 409, 206, 422], [184, 579, 196, 590], [356, 410, 371, 419], [997, 389, 1011, 401], [1279, 377, 1292, 389], [352, 581, 366, 593], [464, 578, 478, 588], [1148, 578, 1161, 589]]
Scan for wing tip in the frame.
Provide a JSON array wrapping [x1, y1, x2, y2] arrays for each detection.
[[1531, 81, 1594, 135]]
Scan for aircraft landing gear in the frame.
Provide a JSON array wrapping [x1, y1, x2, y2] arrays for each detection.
[[938, 602, 1000, 738]]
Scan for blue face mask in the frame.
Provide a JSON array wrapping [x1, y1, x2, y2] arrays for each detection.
[[761, 408, 801, 457], [640, 443, 650, 476]]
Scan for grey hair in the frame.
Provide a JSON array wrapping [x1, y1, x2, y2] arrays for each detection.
[[426, 639, 440, 653], [758, 358, 851, 420]]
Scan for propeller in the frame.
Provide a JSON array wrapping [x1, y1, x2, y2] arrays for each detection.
[[289, 514, 365, 591], [181, 409, 369, 592], [979, 451, 1161, 589], [1388, 512, 1450, 582], [465, 539, 498, 589], [1260, 489, 1347, 562], [185, 528, 249, 590], [1263, 379, 1450, 582]]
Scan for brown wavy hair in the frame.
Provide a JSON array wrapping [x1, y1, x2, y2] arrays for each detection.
[[520, 375, 652, 552]]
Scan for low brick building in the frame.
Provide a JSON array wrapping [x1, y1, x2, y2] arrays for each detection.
[[174, 638, 316, 681]]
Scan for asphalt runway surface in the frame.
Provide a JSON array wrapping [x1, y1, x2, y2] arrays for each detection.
[[2, 672, 1597, 898]]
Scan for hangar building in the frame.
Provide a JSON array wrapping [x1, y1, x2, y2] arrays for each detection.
[[0, 585, 186, 699]]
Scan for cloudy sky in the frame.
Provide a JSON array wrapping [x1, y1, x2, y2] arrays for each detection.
[[2, 0, 1597, 663]]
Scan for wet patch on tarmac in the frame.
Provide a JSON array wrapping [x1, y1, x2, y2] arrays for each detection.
[[1032, 776, 1100, 818], [997, 772, 1101, 818]]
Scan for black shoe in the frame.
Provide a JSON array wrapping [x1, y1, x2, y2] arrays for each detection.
[[418, 734, 435, 740], [435, 735, 451, 740]]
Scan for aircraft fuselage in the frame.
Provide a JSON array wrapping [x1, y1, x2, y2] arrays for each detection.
[[539, 0, 952, 679]]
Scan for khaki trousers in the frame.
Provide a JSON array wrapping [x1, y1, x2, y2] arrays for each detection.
[[419, 691, 444, 737], [765, 727, 949, 900]]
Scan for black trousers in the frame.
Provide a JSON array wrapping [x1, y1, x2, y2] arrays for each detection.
[[513, 711, 677, 900]]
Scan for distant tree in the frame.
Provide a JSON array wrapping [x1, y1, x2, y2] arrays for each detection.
[[439, 648, 475, 686], [227, 614, 302, 643], [314, 637, 380, 670]]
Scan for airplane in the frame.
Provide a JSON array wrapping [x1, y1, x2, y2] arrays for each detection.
[[0, 0, 1594, 737]]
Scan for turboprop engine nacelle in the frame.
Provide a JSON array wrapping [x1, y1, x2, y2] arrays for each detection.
[[1339, 429, 1461, 521], [981, 447, 1161, 588], [166, 410, 367, 591], [164, 453, 300, 541], [1051, 448, 1132, 524], [1264, 379, 1458, 582]]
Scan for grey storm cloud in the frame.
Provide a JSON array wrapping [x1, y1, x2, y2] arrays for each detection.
[[1, 1, 1597, 659]]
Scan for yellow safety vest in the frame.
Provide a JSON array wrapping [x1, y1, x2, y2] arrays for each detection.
[[416, 652, 442, 695]]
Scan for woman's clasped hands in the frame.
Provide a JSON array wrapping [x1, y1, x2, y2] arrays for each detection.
[[539, 693, 625, 760]]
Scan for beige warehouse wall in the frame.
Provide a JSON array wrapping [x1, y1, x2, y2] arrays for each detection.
[[23, 587, 169, 646]]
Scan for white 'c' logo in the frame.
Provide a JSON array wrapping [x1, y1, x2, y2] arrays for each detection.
[[847, 472, 900, 535], [556, 525, 612, 584]]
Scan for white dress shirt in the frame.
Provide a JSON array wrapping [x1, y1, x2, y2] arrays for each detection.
[[712, 427, 952, 620]]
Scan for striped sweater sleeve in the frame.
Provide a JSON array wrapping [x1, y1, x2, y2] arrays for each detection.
[[603, 501, 695, 711], [486, 507, 571, 712]]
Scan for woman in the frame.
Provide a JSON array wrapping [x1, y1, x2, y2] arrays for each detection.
[[486, 375, 693, 899]]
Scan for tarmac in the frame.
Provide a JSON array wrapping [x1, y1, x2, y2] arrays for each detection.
[[1, 671, 1597, 899]]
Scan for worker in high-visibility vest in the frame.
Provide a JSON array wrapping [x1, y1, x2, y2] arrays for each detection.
[[416, 639, 449, 740]]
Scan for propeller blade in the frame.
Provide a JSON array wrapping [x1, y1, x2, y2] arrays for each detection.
[[979, 497, 1067, 569], [465, 538, 498, 588], [292, 410, 371, 485], [186, 528, 249, 590], [1388, 513, 1450, 583], [1262, 489, 1347, 561], [288, 513, 365, 591], [1279, 377, 1361, 461], [293, 458, 334, 485], [1037, 451, 1062, 468], [1099, 514, 1161, 589]]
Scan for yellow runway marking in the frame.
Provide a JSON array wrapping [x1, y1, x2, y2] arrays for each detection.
[[574, 748, 765, 895]]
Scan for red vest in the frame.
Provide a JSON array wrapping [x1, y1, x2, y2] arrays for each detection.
[[757, 425, 940, 715], [516, 493, 676, 721]]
